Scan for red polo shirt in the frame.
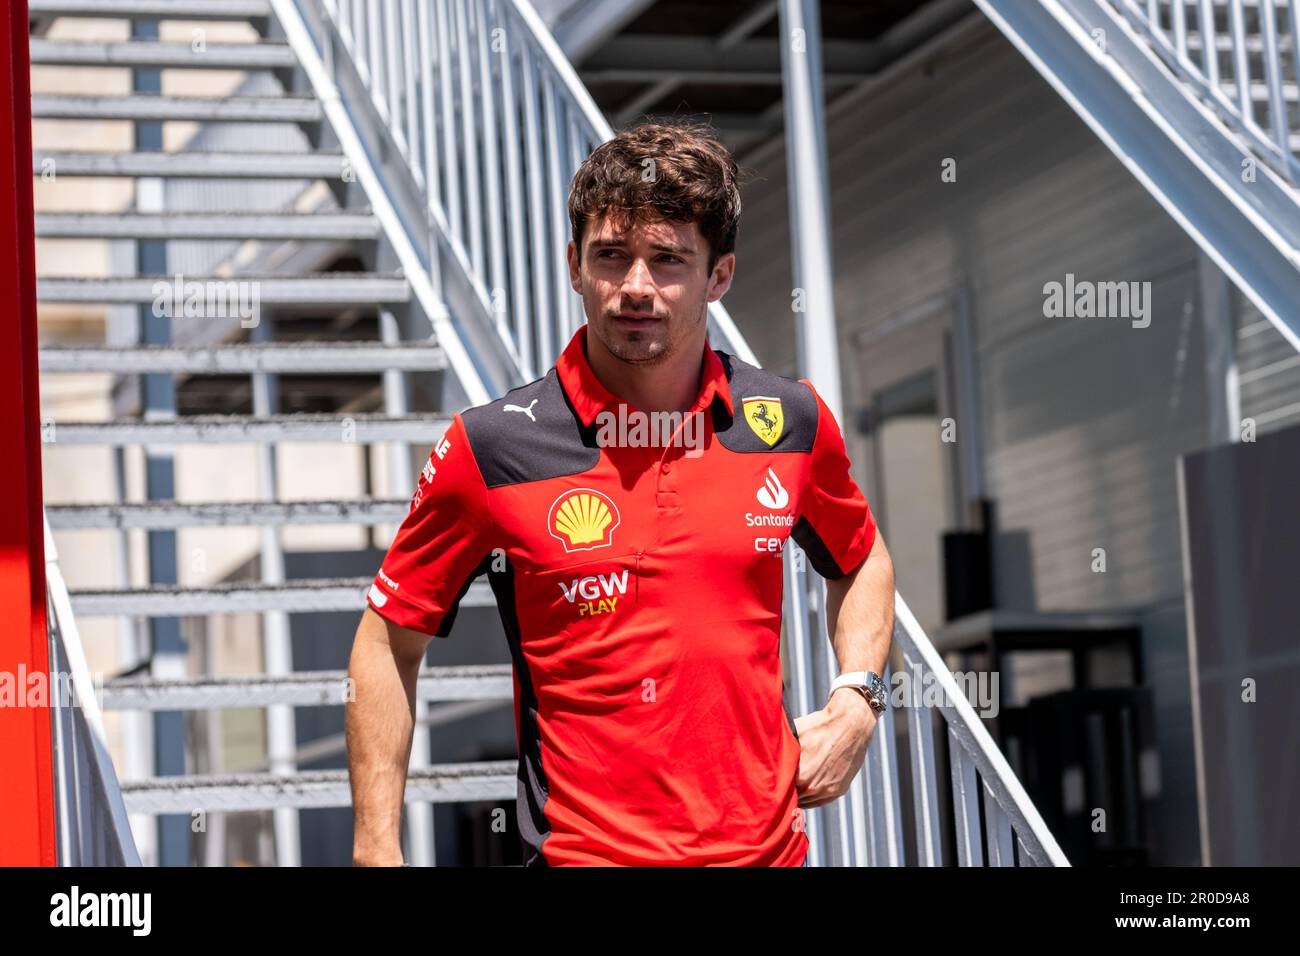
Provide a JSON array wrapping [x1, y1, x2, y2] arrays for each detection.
[[367, 324, 877, 866]]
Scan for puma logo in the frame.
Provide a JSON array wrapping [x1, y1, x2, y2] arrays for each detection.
[[503, 399, 538, 422]]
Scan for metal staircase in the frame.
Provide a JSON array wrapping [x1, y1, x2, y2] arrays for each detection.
[[35, 0, 1067, 867], [975, 0, 1300, 352]]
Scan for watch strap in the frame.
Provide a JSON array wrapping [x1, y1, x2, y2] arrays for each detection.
[[830, 671, 887, 716]]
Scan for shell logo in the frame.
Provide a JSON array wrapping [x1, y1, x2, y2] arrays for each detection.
[[548, 488, 621, 553]]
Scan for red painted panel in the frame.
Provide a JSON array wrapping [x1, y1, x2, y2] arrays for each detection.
[[0, 0, 57, 867]]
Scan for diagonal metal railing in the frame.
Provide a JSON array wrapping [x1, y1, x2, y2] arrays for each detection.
[[44, 516, 142, 866], [1108, 0, 1300, 183], [268, 0, 1069, 868]]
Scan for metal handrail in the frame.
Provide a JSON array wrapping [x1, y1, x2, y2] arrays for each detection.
[[45, 515, 142, 867], [1107, 0, 1300, 182], [281, 0, 1067, 866]]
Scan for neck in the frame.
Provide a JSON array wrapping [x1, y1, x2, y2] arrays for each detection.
[[584, 327, 708, 415]]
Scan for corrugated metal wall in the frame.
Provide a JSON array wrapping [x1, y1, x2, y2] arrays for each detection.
[[1236, 301, 1300, 435], [724, 20, 1239, 614]]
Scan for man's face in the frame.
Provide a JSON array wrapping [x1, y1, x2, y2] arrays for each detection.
[[568, 213, 734, 367]]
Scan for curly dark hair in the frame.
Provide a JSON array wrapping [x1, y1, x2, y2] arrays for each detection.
[[567, 120, 743, 269]]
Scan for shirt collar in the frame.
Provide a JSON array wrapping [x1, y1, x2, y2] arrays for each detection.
[[556, 324, 734, 428]]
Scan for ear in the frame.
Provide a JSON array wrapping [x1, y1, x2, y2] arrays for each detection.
[[706, 251, 735, 303], [567, 240, 582, 294]]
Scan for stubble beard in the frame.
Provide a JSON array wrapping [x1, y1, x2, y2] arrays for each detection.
[[590, 301, 707, 370]]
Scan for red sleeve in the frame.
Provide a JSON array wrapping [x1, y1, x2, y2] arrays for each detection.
[[366, 413, 495, 636], [793, 379, 877, 578]]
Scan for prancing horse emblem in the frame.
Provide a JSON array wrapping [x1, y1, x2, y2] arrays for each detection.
[[742, 396, 784, 447]]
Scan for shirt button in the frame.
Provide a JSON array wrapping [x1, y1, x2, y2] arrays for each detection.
[[660, 463, 669, 474]]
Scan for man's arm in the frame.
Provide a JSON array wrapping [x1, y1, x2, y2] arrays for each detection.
[[793, 532, 895, 809], [346, 606, 432, 866], [825, 530, 894, 686]]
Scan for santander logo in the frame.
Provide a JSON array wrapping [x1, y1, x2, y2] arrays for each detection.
[[756, 467, 788, 510]]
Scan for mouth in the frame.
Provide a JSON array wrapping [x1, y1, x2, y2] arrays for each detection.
[[610, 313, 662, 331]]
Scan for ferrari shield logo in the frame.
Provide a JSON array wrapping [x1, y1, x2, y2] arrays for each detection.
[[743, 396, 784, 446]]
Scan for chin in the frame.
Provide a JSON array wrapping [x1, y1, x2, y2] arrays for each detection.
[[610, 334, 668, 364]]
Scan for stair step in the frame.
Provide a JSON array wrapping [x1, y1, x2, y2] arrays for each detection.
[[102, 666, 514, 710], [70, 577, 493, 617], [33, 150, 347, 179], [39, 341, 447, 374], [42, 412, 451, 445], [46, 498, 411, 529], [32, 94, 322, 123], [37, 272, 410, 305], [29, 0, 272, 19], [30, 39, 296, 70], [36, 211, 381, 241], [119, 762, 517, 813]]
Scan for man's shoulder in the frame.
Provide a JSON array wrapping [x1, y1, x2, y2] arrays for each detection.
[[713, 348, 821, 454], [457, 368, 598, 488]]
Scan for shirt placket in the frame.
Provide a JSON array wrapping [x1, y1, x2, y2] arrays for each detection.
[[655, 388, 713, 511]]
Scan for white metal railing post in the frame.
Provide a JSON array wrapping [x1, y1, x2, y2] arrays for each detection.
[[542, 72, 570, 360], [1197, 0, 1219, 88], [1260, 0, 1291, 153], [495, 0, 535, 377], [418, 0, 439, 202], [437, 0, 463, 245], [777, 0, 844, 419], [401, 0, 419, 165], [519, 39, 553, 364], [475, 0, 508, 339]]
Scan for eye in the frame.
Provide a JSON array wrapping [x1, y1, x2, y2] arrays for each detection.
[[658, 254, 684, 264], [596, 248, 621, 258]]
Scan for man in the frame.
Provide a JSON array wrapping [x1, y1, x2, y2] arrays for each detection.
[[347, 121, 895, 867]]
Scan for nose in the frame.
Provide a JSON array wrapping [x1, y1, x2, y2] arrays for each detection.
[[620, 256, 655, 303]]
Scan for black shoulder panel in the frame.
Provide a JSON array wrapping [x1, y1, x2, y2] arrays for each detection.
[[713, 351, 818, 455], [460, 369, 601, 488]]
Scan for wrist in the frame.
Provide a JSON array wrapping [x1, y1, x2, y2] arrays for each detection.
[[353, 844, 405, 867], [829, 670, 888, 718], [828, 685, 877, 727]]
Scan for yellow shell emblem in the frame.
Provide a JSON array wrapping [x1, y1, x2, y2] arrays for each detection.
[[548, 488, 621, 552], [743, 396, 784, 446]]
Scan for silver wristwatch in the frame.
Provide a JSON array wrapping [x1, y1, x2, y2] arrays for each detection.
[[829, 670, 888, 717]]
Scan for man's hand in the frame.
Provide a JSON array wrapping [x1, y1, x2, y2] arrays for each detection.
[[792, 687, 879, 809]]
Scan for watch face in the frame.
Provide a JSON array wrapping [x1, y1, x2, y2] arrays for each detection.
[[867, 674, 887, 709]]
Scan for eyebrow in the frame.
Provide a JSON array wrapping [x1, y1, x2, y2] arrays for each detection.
[[588, 238, 697, 256]]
